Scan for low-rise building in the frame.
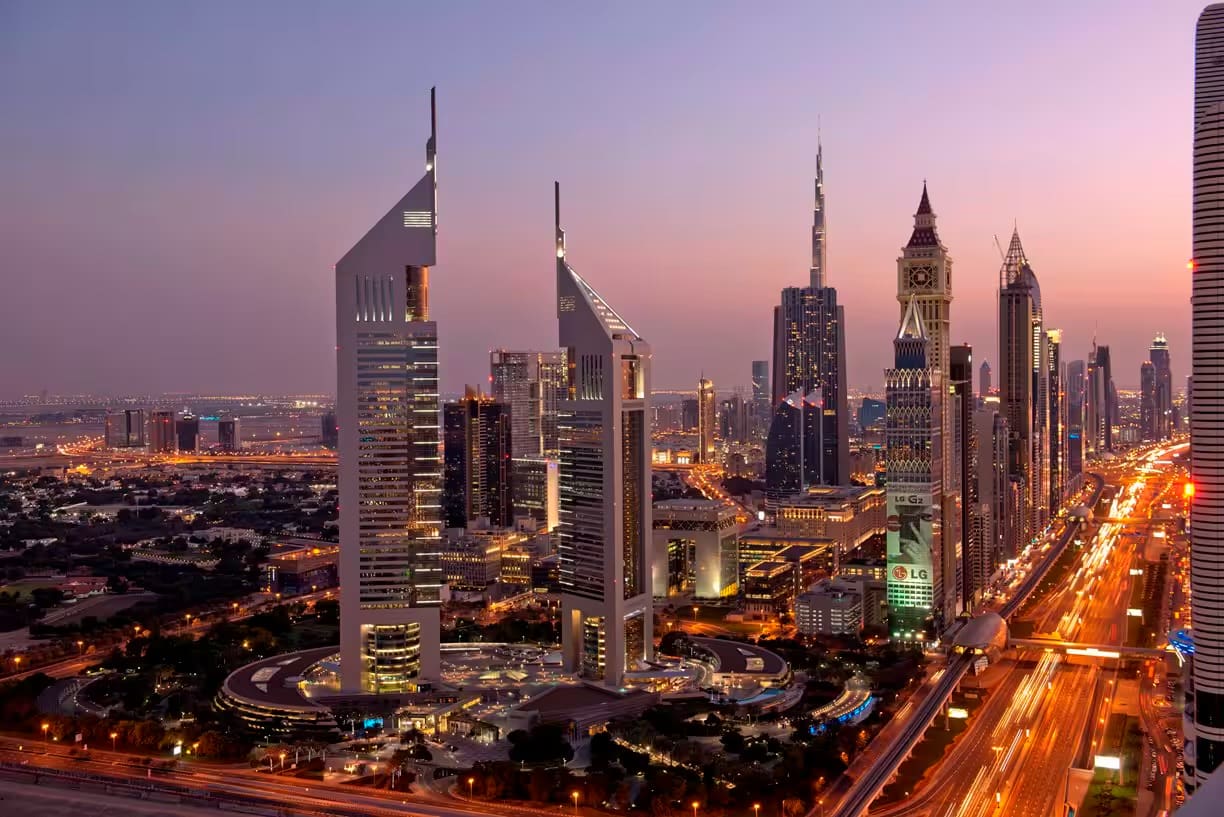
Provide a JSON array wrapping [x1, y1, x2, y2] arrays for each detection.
[[797, 578, 864, 636], [743, 561, 795, 618], [266, 545, 339, 595], [773, 485, 886, 562]]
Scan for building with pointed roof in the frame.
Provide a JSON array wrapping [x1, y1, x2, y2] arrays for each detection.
[[554, 183, 653, 687], [335, 90, 443, 693], [998, 227, 1049, 559], [885, 296, 944, 639], [895, 184, 961, 624], [766, 140, 849, 506], [1150, 332, 1174, 440]]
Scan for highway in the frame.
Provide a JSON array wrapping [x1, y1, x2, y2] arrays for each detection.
[[0, 737, 554, 817], [833, 441, 1187, 817], [823, 472, 1105, 817]]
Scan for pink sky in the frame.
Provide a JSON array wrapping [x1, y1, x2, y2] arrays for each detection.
[[0, 2, 1197, 396]]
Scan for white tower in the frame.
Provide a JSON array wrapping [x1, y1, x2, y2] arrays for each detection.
[[336, 90, 443, 692], [555, 183, 654, 687]]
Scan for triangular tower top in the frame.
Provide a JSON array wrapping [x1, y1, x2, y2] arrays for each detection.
[[906, 182, 941, 248], [1000, 227, 1028, 287], [897, 295, 928, 340], [555, 182, 640, 339]]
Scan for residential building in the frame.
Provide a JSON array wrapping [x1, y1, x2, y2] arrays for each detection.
[[148, 410, 176, 454], [105, 409, 145, 449], [1190, 4, 1224, 788], [998, 229, 1049, 555], [442, 387, 513, 529], [490, 349, 567, 457], [218, 418, 241, 452], [697, 377, 716, 463]]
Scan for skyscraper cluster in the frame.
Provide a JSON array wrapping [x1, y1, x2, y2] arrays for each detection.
[[334, 96, 652, 692]]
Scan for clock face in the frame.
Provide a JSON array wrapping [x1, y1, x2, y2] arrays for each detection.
[[907, 265, 936, 289]]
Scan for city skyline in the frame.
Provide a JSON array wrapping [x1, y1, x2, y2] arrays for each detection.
[[0, 2, 1198, 397]]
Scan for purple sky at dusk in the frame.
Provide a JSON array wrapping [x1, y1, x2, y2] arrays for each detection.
[[0, 1, 1198, 399]]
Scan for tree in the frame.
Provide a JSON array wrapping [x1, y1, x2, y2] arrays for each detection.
[[720, 730, 746, 754]]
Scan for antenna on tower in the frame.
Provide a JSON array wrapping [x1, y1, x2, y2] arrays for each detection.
[[993, 234, 1006, 261]]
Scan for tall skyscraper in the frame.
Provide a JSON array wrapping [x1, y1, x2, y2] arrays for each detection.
[[1097, 344, 1115, 451], [719, 393, 747, 444], [697, 377, 716, 463], [950, 345, 978, 607], [148, 410, 175, 454], [998, 229, 1049, 557], [886, 297, 944, 639], [766, 141, 850, 499], [1191, 4, 1224, 788], [750, 359, 772, 442], [973, 399, 1008, 599], [321, 411, 338, 449], [896, 183, 959, 619], [217, 417, 241, 452], [336, 90, 442, 692], [175, 413, 200, 452], [1151, 332, 1174, 440], [1086, 344, 1102, 457], [1141, 360, 1158, 441], [554, 183, 652, 686], [490, 349, 567, 458], [1047, 329, 1064, 509], [105, 409, 145, 449], [752, 360, 769, 401], [443, 387, 513, 529], [979, 360, 992, 398], [1066, 358, 1086, 471]]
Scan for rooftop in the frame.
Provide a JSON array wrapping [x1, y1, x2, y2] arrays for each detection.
[[689, 637, 787, 677], [221, 646, 336, 712]]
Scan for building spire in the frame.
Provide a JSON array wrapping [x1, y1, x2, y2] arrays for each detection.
[[905, 181, 940, 248], [810, 132, 827, 288], [1000, 226, 1027, 287], [555, 181, 565, 259]]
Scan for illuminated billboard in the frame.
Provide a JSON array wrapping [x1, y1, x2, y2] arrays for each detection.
[[886, 481, 936, 628]]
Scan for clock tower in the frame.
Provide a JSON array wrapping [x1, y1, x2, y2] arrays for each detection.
[[894, 182, 961, 630], [897, 183, 952, 376]]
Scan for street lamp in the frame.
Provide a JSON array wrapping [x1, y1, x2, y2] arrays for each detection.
[[753, 804, 760, 817], [691, 801, 700, 817], [279, 751, 286, 770], [110, 731, 118, 752], [76, 640, 84, 655], [467, 777, 475, 798], [41, 723, 49, 744], [572, 790, 580, 814]]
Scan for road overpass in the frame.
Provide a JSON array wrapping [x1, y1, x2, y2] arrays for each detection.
[[1009, 637, 1169, 659], [824, 472, 1105, 817]]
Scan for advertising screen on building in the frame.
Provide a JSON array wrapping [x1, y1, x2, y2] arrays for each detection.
[[886, 482, 936, 631], [886, 484, 934, 580]]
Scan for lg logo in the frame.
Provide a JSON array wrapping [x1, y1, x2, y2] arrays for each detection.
[[892, 566, 929, 581]]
